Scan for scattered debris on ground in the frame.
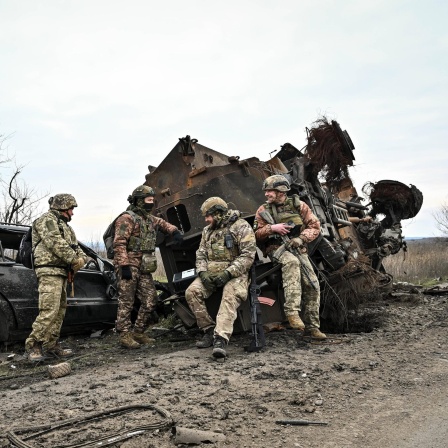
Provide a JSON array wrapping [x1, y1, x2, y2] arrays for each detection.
[[1, 284, 447, 447]]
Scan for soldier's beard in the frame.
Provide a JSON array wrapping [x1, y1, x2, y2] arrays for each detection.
[[60, 212, 71, 222], [273, 192, 287, 205]]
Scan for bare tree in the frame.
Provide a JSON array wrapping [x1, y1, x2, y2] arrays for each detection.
[[1, 132, 48, 225], [433, 201, 448, 236]]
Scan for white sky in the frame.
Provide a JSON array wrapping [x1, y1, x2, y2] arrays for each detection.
[[0, 0, 447, 241]]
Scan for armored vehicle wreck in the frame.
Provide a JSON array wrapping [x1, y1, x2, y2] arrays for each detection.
[[145, 117, 423, 331]]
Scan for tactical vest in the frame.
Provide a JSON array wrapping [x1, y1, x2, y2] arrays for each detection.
[[127, 217, 157, 253], [265, 195, 303, 229], [205, 220, 239, 264]]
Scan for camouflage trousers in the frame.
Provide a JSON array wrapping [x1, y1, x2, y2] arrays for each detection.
[[116, 265, 157, 333], [25, 275, 67, 351], [185, 274, 249, 342], [278, 250, 321, 329]]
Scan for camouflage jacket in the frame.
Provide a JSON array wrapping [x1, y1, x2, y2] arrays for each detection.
[[196, 210, 256, 278], [254, 199, 321, 255], [113, 209, 178, 267], [32, 210, 86, 277]]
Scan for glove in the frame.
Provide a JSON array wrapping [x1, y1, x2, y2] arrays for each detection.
[[72, 257, 85, 274], [289, 237, 304, 249], [213, 270, 231, 288], [172, 230, 184, 246], [121, 265, 132, 280], [199, 271, 215, 290]]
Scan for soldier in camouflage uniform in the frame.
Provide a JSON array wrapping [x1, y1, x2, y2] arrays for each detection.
[[185, 197, 257, 358], [25, 194, 87, 362], [254, 175, 326, 340], [113, 185, 183, 349]]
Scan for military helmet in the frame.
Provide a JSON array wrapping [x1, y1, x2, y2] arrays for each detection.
[[49, 194, 78, 210], [128, 185, 155, 203], [201, 197, 228, 216], [131, 185, 155, 198], [262, 174, 291, 192]]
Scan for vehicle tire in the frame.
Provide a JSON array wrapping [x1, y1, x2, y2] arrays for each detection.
[[0, 309, 9, 342]]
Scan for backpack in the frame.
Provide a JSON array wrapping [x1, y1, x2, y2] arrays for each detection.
[[103, 211, 139, 259], [18, 227, 34, 269]]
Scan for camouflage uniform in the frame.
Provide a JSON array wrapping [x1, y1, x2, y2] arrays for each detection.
[[25, 208, 86, 351], [113, 207, 178, 334], [185, 209, 256, 342], [254, 197, 322, 329]]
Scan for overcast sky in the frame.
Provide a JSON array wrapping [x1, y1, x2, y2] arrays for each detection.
[[0, 0, 447, 242]]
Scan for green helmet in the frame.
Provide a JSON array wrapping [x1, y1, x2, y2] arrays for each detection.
[[49, 194, 78, 210], [262, 175, 290, 192], [201, 197, 228, 216], [128, 185, 155, 204]]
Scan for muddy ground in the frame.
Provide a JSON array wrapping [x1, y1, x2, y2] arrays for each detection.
[[1, 284, 447, 448]]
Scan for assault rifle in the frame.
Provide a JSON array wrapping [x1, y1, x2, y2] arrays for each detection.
[[244, 263, 266, 352], [259, 210, 319, 291]]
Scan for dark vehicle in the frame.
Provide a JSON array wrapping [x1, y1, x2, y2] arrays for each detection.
[[145, 117, 423, 331], [0, 222, 119, 342]]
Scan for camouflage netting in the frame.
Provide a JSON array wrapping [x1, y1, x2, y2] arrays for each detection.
[[304, 117, 355, 191], [363, 180, 424, 222], [320, 259, 392, 331]]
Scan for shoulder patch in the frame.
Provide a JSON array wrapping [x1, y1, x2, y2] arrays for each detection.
[[45, 220, 57, 232]]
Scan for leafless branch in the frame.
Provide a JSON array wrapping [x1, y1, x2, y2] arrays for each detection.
[[433, 201, 448, 236]]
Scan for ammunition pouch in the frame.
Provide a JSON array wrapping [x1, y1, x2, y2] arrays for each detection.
[[127, 231, 156, 253], [140, 252, 157, 274]]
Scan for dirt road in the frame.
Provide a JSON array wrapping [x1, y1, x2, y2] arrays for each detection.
[[1, 286, 447, 448]]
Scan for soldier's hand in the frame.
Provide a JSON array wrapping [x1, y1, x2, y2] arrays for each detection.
[[289, 237, 304, 249], [199, 271, 215, 290], [172, 230, 184, 246], [271, 223, 292, 235], [121, 265, 132, 280], [213, 270, 231, 288], [72, 257, 85, 273]]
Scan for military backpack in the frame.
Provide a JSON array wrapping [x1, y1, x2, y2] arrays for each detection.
[[103, 210, 139, 259]]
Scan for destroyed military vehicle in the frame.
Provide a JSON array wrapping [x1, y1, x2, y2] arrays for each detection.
[[145, 117, 423, 333]]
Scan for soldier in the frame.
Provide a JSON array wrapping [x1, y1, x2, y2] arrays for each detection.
[[113, 185, 183, 349], [253, 175, 326, 339], [185, 197, 257, 358], [25, 194, 87, 362]]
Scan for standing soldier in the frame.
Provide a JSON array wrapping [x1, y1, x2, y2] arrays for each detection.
[[113, 185, 183, 349], [25, 194, 87, 362], [185, 197, 257, 358], [253, 175, 326, 339]]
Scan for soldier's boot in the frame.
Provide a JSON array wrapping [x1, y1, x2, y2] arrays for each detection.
[[28, 342, 45, 363], [132, 332, 155, 345], [119, 332, 141, 349], [304, 328, 327, 340], [196, 327, 214, 349], [46, 344, 74, 358], [212, 336, 228, 358], [287, 314, 305, 331]]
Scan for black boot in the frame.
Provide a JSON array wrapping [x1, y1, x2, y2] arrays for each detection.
[[212, 336, 227, 358], [196, 327, 214, 348]]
